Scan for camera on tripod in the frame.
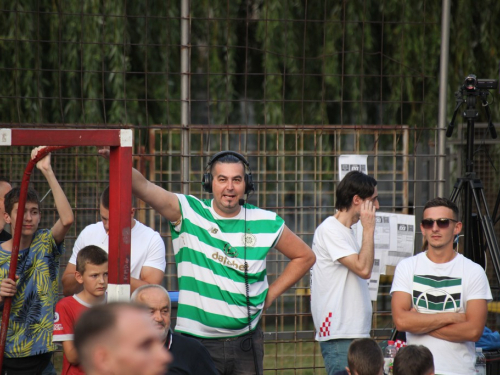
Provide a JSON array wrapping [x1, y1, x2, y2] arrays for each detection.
[[447, 74, 498, 139], [447, 74, 500, 286], [463, 74, 498, 91]]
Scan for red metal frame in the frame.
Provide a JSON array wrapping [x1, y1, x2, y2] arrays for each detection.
[[0, 128, 132, 365], [1, 128, 133, 287], [5, 129, 125, 146]]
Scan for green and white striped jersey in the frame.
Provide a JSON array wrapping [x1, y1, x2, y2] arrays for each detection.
[[171, 194, 285, 338]]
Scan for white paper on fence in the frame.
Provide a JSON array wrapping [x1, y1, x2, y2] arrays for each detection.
[[386, 214, 416, 267], [353, 213, 394, 273], [352, 220, 382, 302], [353, 213, 394, 301], [367, 258, 381, 301], [338, 155, 368, 181]]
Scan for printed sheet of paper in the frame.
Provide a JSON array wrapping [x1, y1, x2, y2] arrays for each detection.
[[338, 155, 368, 181], [386, 215, 416, 267], [353, 213, 415, 301], [367, 258, 382, 302]]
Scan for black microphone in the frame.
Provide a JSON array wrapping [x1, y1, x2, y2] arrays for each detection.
[[239, 199, 245, 206]]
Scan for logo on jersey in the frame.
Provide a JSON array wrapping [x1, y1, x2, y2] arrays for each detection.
[[212, 252, 247, 271], [242, 233, 256, 247]]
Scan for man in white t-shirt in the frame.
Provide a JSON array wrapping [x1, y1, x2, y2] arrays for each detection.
[[391, 197, 492, 375], [310, 171, 379, 375], [62, 186, 166, 295]]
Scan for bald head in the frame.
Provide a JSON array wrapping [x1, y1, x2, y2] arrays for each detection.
[[0, 180, 12, 233], [131, 285, 172, 341]]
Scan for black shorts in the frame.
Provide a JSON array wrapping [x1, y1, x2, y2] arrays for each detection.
[[2, 352, 52, 375]]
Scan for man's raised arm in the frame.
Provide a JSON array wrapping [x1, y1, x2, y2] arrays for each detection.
[[33, 147, 74, 244], [132, 168, 180, 223]]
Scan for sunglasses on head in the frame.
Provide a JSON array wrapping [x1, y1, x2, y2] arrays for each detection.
[[421, 218, 458, 229]]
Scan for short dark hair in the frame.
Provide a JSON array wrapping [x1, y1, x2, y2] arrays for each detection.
[[74, 302, 148, 370], [423, 197, 459, 220], [393, 345, 434, 375], [210, 154, 245, 174], [100, 186, 135, 210], [4, 187, 40, 216], [76, 245, 108, 274], [335, 171, 377, 211], [347, 338, 384, 375], [100, 186, 110, 210]]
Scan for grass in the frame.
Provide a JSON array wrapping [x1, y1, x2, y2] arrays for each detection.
[[53, 341, 327, 375], [264, 341, 327, 375]]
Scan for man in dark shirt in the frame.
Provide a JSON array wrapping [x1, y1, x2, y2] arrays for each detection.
[[131, 284, 218, 375], [0, 178, 12, 242]]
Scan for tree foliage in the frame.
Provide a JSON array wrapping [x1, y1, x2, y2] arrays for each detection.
[[0, 0, 499, 129]]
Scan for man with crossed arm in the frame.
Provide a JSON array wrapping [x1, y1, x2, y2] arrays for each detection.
[[391, 197, 491, 375]]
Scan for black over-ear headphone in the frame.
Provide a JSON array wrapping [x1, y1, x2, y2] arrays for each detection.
[[202, 151, 255, 195]]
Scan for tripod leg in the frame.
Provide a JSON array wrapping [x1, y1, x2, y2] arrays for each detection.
[[449, 179, 465, 203], [470, 213, 485, 269], [482, 216, 500, 285], [451, 178, 474, 259], [470, 179, 500, 285], [493, 188, 500, 226]]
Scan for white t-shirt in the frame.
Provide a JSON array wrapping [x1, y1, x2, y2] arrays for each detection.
[[391, 252, 492, 375], [69, 221, 166, 279], [310, 216, 372, 341]]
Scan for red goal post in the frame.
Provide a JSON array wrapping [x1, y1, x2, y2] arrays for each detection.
[[0, 128, 133, 302]]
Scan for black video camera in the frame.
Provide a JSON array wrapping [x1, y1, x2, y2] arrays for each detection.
[[463, 74, 498, 91]]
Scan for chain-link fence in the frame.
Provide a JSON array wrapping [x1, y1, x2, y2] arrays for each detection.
[[2, 1, 500, 373]]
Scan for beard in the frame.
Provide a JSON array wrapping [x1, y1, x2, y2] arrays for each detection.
[[160, 326, 169, 342]]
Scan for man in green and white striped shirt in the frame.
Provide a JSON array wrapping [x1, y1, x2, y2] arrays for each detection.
[[132, 151, 315, 375]]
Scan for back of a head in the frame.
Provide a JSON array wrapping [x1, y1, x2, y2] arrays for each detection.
[[74, 302, 137, 372], [393, 345, 434, 375], [76, 245, 108, 274], [4, 186, 40, 216], [336, 171, 377, 211], [100, 185, 135, 210], [347, 338, 384, 375], [100, 186, 110, 210]]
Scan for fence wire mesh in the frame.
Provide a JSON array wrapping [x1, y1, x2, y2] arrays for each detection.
[[2, 1, 500, 374]]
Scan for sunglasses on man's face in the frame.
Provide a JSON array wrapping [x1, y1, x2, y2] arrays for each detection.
[[421, 218, 458, 230]]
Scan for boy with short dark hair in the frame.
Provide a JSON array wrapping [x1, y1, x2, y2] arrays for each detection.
[[393, 345, 435, 375], [0, 147, 74, 374], [348, 338, 384, 375], [53, 245, 108, 375], [332, 338, 384, 375]]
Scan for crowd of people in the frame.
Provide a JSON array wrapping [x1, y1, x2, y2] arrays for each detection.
[[0, 146, 492, 375]]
